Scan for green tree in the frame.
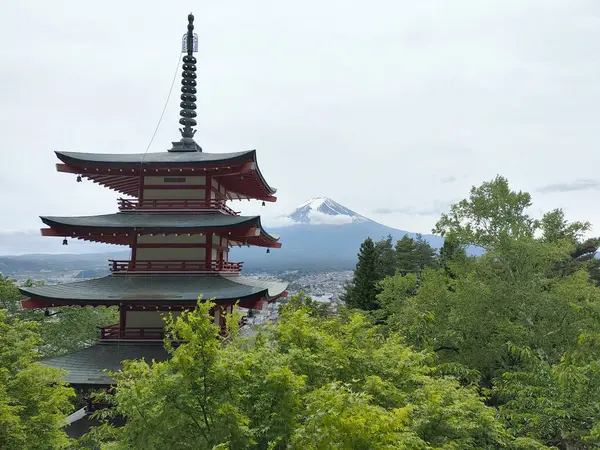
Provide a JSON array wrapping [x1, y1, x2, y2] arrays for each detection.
[[27, 306, 119, 357], [394, 235, 419, 274], [0, 275, 24, 313], [414, 234, 438, 270], [539, 208, 600, 284], [0, 309, 74, 449], [342, 237, 379, 310], [394, 235, 438, 275], [0, 275, 118, 357], [374, 235, 396, 279], [87, 298, 515, 449], [379, 176, 600, 447], [433, 175, 536, 249]]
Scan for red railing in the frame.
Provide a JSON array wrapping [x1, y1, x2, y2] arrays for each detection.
[[109, 260, 243, 274], [100, 325, 165, 340], [118, 198, 239, 215]]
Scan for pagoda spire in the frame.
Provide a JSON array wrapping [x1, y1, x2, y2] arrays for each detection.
[[170, 13, 202, 152]]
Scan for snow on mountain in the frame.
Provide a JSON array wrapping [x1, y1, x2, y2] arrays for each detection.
[[287, 197, 372, 225]]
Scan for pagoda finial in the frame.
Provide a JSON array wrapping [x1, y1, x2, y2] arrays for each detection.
[[170, 13, 202, 152]]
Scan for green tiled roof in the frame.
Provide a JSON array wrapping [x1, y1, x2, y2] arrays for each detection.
[[56, 150, 255, 165], [41, 211, 261, 230], [43, 343, 169, 385], [20, 274, 288, 304]]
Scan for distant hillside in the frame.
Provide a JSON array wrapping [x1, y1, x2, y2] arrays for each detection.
[[1, 197, 480, 276], [231, 197, 447, 271]]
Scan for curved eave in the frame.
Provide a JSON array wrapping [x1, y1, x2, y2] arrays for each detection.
[[55, 150, 256, 167], [39, 213, 262, 245], [55, 149, 278, 201], [19, 275, 288, 310], [228, 217, 282, 248]]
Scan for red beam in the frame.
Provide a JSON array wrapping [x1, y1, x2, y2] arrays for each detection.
[[56, 163, 79, 174], [142, 184, 207, 190]]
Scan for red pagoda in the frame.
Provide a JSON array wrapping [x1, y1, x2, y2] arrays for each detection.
[[19, 13, 287, 386]]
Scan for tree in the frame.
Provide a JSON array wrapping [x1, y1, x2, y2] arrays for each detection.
[[394, 235, 438, 275], [438, 234, 468, 279], [0, 309, 74, 449], [433, 175, 536, 249], [0, 275, 24, 314], [342, 237, 379, 310], [86, 298, 515, 449], [539, 208, 600, 285], [0, 275, 118, 357], [377, 175, 600, 447], [394, 235, 419, 274], [414, 234, 438, 271], [374, 235, 396, 279]]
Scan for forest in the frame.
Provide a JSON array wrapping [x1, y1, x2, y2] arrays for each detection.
[[1, 175, 600, 449]]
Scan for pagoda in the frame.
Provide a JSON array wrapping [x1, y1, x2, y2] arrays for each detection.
[[19, 13, 287, 387]]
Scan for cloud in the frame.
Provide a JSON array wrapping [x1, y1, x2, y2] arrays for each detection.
[[373, 199, 457, 217], [307, 211, 354, 225], [4, 1, 600, 252], [263, 216, 296, 227], [441, 176, 458, 184], [263, 211, 355, 226], [536, 180, 600, 194]]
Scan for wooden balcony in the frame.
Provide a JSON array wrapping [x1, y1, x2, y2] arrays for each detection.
[[118, 198, 240, 215], [108, 259, 243, 274], [100, 325, 164, 341]]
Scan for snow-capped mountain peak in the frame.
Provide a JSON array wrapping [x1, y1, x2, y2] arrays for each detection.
[[287, 197, 372, 225]]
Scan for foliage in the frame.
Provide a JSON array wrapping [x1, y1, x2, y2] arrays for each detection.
[[344, 234, 438, 312], [0, 309, 74, 449], [0, 274, 25, 314], [0, 275, 118, 357], [25, 306, 119, 357], [342, 237, 379, 310], [433, 175, 537, 249], [85, 297, 513, 449], [394, 234, 438, 274], [375, 176, 600, 447], [374, 234, 396, 279]]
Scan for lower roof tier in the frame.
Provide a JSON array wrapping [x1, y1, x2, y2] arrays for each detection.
[[40, 211, 281, 247], [20, 274, 288, 310], [43, 342, 169, 386]]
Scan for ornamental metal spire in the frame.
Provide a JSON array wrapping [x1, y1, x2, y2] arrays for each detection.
[[170, 13, 202, 152]]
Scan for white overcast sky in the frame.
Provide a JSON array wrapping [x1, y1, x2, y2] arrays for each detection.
[[1, 0, 600, 244]]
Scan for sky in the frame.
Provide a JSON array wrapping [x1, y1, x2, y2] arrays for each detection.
[[1, 0, 600, 253]]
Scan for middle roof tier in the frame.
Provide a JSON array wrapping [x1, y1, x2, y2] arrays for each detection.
[[40, 211, 281, 247]]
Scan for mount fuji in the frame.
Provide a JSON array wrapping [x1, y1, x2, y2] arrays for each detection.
[[0, 198, 446, 275], [287, 198, 373, 225], [231, 197, 445, 271]]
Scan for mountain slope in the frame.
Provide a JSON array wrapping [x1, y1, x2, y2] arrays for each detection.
[[288, 197, 372, 224], [232, 198, 445, 271]]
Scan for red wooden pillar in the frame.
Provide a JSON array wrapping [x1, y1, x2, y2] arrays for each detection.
[[131, 233, 138, 264], [206, 232, 213, 269], [119, 305, 127, 338]]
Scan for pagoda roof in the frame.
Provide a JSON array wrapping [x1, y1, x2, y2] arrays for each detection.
[[42, 342, 168, 386], [20, 274, 288, 309], [55, 150, 278, 201], [56, 149, 256, 166], [42, 211, 259, 229], [40, 211, 281, 247]]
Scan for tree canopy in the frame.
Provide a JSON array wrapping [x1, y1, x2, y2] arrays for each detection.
[[0, 276, 118, 357], [370, 176, 600, 447], [84, 299, 516, 449], [0, 310, 74, 449]]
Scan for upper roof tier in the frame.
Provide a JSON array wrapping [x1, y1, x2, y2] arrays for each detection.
[[40, 211, 281, 247], [55, 149, 277, 201]]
